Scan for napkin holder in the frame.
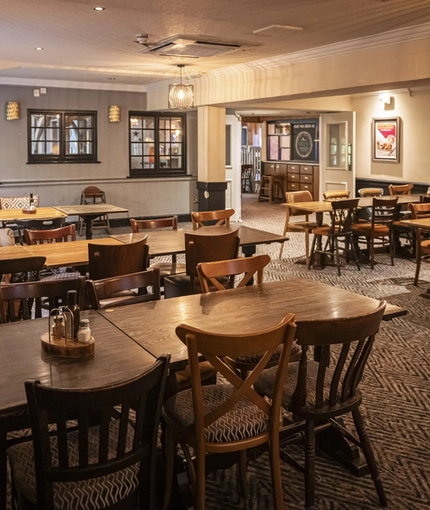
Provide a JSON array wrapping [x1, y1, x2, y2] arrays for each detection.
[[41, 307, 94, 358]]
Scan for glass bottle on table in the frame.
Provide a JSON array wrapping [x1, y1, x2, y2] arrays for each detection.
[[66, 290, 80, 339], [28, 193, 36, 211]]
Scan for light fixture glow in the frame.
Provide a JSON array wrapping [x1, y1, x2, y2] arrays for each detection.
[[108, 105, 121, 123], [169, 64, 194, 109], [6, 101, 19, 120], [93, 6, 105, 11], [35, 47, 43, 51]]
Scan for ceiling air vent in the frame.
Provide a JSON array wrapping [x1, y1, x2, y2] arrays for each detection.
[[137, 36, 248, 58]]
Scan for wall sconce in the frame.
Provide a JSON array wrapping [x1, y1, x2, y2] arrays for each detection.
[[379, 93, 393, 110], [6, 101, 20, 120], [108, 105, 121, 123], [169, 64, 194, 109]]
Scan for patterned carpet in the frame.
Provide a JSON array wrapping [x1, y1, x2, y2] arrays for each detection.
[[201, 195, 430, 509]]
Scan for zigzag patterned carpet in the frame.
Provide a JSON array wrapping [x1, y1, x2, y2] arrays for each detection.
[[201, 195, 430, 510]]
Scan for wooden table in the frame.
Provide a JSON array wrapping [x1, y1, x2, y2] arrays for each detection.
[[54, 204, 128, 240], [401, 216, 430, 298], [0, 206, 67, 227], [111, 225, 287, 257], [0, 310, 156, 510]]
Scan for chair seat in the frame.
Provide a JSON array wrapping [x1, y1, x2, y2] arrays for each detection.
[[255, 360, 345, 411], [230, 340, 301, 366], [352, 223, 390, 235], [7, 419, 139, 509], [421, 240, 430, 253], [163, 383, 269, 443], [175, 361, 217, 392], [288, 220, 319, 231]]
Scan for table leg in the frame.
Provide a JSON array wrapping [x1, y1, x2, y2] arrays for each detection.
[[83, 216, 94, 239]]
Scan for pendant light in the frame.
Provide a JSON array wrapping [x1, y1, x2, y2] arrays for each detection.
[[168, 64, 194, 109]]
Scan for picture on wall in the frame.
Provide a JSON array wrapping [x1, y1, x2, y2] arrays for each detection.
[[372, 117, 400, 163]]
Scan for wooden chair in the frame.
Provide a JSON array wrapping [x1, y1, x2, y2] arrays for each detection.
[[358, 188, 384, 197], [352, 197, 398, 269], [23, 223, 76, 245], [79, 185, 110, 235], [0, 256, 46, 283], [7, 354, 170, 510], [258, 174, 284, 202], [163, 230, 240, 298], [14, 217, 66, 245], [386, 184, 415, 255], [279, 190, 321, 264], [88, 238, 148, 280], [130, 216, 186, 281], [191, 208, 234, 229], [162, 314, 297, 510], [0, 276, 86, 322], [388, 183, 413, 196], [323, 189, 350, 200], [241, 164, 253, 193], [197, 254, 270, 292], [309, 198, 361, 275], [86, 268, 161, 309], [255, 301, 387, 510], [409, 203, 430, 285]]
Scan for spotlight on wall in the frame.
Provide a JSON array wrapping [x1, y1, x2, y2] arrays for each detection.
[[379, 93, 393, 110], [6, 101, 20, 120], [108, 105, 121, 123]]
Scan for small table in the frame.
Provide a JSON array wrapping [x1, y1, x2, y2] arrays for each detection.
[[54, 204, 128, 240]]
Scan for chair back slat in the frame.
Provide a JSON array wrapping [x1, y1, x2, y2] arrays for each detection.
[[191, 209, 234, 229], [372, 197, 398, 228], [24, 224, 76, 245], [130, 216, 178, 232]]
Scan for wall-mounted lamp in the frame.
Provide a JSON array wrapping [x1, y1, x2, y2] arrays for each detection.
[[6, 101, 20, 120], [108, 105, 121, 123], [379, 93, 393, 110]]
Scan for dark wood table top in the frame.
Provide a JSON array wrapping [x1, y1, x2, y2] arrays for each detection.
[[54, 204, 128, 217], [0, 311, 156, 416], [400, 216, 430, 229], [111, 225, 288, 257], [99, 278, 405, 370]]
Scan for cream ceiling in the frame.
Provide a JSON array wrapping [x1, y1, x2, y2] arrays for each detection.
[[1, 0, 430, 92]]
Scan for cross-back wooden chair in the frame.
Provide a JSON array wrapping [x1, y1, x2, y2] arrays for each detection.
[[388, 183, 413, 196], [197, 254, 270, 292], [352, 197, 398, 269], [7, 354, 170, 510], [162, 314, 297, 510], [163, 230, 240, 298], [130, 216, 185, 282], [191, 208, 234, 229], [88, 238, 148, 280], [309, 198, 361, 275], [0, 276, 86, 323], [409, 202, 430, 285], [323, 190, 350, 201], [255, 301, 387, 510], [23, 224, 76, 245], [280, 191, 321, 264], [85, 268, 161, 310]]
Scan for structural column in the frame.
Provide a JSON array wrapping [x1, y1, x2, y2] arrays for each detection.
[[197, 106, 227, 211]]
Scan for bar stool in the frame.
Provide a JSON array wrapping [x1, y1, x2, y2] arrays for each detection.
[[258, 174, 284, 202]]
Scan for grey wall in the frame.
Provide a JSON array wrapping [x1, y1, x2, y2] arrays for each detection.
[[0, 85, 197, 219]]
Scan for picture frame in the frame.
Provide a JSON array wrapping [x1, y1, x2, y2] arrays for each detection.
[[372, 117, 400, 163]]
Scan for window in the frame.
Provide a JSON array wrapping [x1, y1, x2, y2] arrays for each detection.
[[129, 112, 186, 177], [28, 110, 97, 164]]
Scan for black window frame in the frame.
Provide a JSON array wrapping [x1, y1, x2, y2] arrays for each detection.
[[27, 109, 98, 164], [129, 111, 186, 178]]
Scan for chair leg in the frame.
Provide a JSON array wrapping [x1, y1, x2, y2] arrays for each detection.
[[304, 419, 316, 510], [279, 218, 288, 259], [304, 229, 310, 267], [352, 408, 387, 507], [269, 433, 285, 510], [239, 450, 248, 500], [162, 428, 176, 510], [308, 234, 318, 270], [414, 252, 421, 286], [194, 443, 206, 510]]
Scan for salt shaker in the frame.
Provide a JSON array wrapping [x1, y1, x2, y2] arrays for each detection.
[[51, 316, 65, 339], [77, 319, 91, 343]]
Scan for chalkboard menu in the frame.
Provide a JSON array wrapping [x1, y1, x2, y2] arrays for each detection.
[[267, 120, 318, 162]]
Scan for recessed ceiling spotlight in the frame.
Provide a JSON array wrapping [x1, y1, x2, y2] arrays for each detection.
[[35, 47, 43, 50], [108, 77, 116, 80], [93, 6, 105, 11]]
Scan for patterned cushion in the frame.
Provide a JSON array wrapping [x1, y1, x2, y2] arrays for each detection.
[[7, 419, 139, 509], [255, 361, 340, 410], [0, 195, 39, 209], [0, 228, 15, 247], [230, 340, 301, 365], [163, 383, 269, 443]]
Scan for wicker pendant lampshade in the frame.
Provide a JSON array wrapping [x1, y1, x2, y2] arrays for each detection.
[[169, 64, 194, 109], [6, 101, 20, 120]]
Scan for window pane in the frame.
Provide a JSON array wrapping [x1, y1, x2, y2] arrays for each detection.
[[171, 156, 181, 168], [46, 142, 60, 155], [143, 157, 154, 168], [143, 129, 154, 142], [171, 144, 181, 155], [78, 129, 92, 141], [78, 116, 92, 127], [32, 142, 45, 154], [66, 142, 78, 154], [31, 128, 45, 141], [78, 142, 92, 154], [131, 143, 142, 156], [46, 128, 60, 141], [31, 114, 45, 127], [143, 117, 154, 129], [131, 157, 143, 169], [171, 130, 182, 142]]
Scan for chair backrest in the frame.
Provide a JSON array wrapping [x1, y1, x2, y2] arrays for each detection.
[[0, 256, 46, 283], [371, 197, 398, 228], [358, 188, 384, 197], [24, 224, 76, 245], [323, 190, 351, 201], [130, 216, 178, 233], [88, 238, 148, 280], [327, 198, 360, 235], [285, 190, 313, 217], [388, 183, 413, 196], [409, 202, 430, 220], [24, 354, 170, 510], [290, 301, 386, 414], [85, 268, 161, 310], [0, 276, 86, 323], [174, 314, 296, 446], [184, 230, 240, 280], [197, 254, 271, 292], [191, 209, 234, 229], [0, 195, 40, 209]]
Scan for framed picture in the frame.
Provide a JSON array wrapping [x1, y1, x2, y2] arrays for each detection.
[[372, 117, 400, 163]]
